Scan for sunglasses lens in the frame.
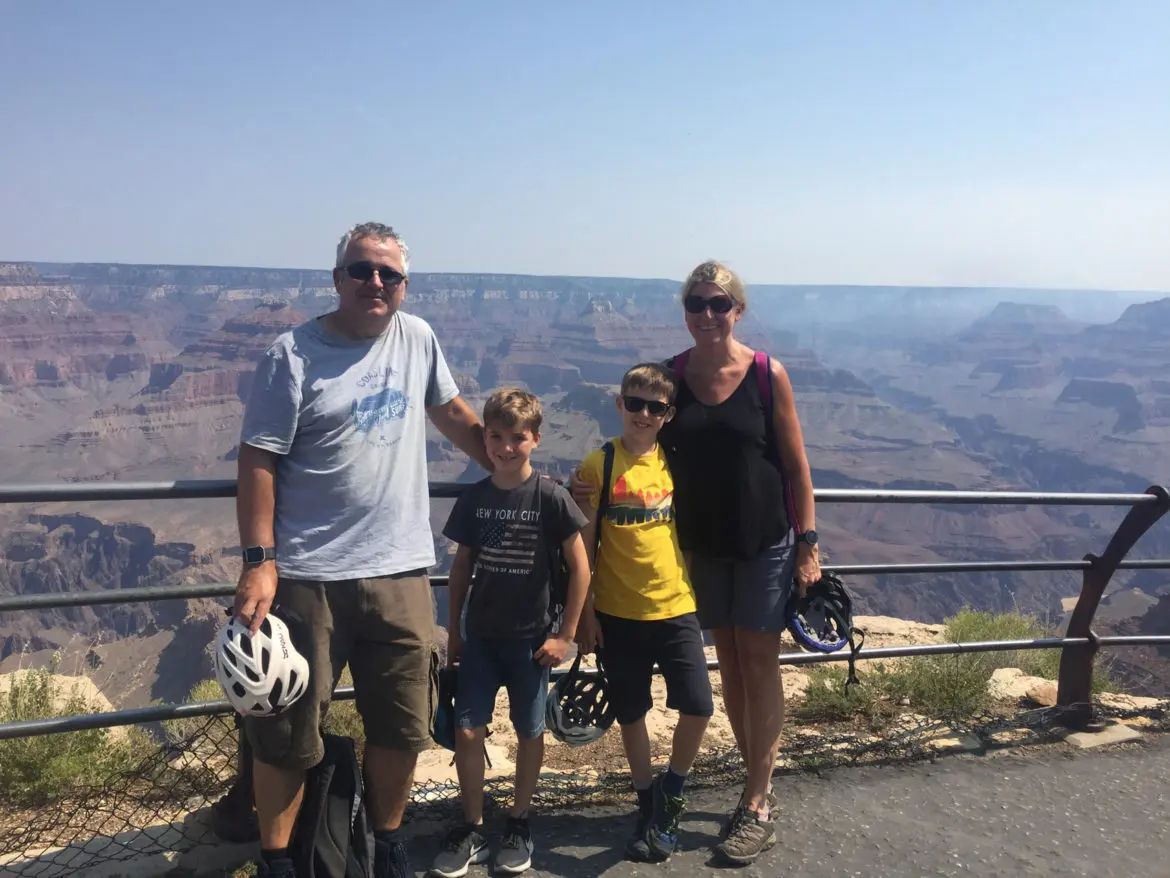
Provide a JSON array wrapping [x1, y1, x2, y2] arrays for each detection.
[[346, 262, 374, 282]]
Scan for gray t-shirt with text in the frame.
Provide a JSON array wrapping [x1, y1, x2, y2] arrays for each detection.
[[443, 472, 588, 639], [239, 312, 459, 580]]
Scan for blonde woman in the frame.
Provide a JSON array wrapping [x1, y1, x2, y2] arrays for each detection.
[[572, 260, 820, 865]]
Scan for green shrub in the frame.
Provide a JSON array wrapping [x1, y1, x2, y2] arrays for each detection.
[[794, 663, 897, 727], [943, 607, 1113, 693], [0, 658, 147, 806], [792, 609, 1117, 727]]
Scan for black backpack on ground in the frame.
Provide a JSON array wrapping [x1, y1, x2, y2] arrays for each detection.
[[289, 733, 374, 878]]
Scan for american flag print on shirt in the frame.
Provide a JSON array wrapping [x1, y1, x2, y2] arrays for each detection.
[[477, 516, 540, 576]]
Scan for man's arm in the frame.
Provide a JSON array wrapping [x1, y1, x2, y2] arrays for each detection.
[[427, 395, 494, 473], [234, 442, 279, 633]]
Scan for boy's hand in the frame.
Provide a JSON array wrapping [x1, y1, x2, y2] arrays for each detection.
[[575, 607, 603, 655], [534, 635, 573, 668], [446, 631, 462, 667]]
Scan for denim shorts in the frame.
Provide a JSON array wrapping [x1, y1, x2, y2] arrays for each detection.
[[688, 533, 797, 633], [455, 634, 550, 739]]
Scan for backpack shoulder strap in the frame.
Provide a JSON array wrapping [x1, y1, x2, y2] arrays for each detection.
[[754, 349, 772, 409], [593, 441, 616, 560], [670, 348, 692, 380]]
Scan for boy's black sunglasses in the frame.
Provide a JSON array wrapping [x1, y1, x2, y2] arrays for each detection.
[[622, 395, 671, 416], [684, 293, 736, 315], [345, 261, 406, 286]]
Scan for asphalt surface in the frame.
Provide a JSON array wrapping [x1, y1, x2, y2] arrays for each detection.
[[402, 733, 1169, 877]]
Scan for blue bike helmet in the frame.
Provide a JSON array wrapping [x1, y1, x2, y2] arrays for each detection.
[[786, 572, 866, 690]]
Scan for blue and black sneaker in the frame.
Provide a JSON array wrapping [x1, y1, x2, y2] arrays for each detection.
[[645, 774, 687, 860], [624, 802, 653, 861]]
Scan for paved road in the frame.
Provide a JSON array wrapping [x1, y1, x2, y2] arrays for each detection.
[[402, 733, 1169, 877]]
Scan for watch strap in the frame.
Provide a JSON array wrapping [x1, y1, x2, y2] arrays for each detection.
[[242, 545, 277, 565]]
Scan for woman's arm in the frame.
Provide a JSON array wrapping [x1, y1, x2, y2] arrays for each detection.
[[770, 360, 820, 591]]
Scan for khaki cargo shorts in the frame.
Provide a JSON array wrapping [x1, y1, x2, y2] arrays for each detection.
[[243, 569, 438, 772]]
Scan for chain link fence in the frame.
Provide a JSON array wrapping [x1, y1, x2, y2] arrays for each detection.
[[1, 696, 1165, 878]]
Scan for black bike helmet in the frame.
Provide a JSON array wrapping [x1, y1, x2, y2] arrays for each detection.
[[545, 652, 616, 746]]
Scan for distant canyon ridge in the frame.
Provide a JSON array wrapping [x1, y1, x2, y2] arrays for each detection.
[[0, 260, 1166, 704]]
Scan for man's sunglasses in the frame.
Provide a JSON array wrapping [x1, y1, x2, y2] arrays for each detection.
[[684, 293, 736, 315], [622, 395, 671, 416], [345, 261, 406, 286]]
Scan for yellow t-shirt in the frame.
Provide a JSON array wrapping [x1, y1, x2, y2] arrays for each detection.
[[580, 438, 696, 621]]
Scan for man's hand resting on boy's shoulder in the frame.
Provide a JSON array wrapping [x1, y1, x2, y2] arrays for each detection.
[[534, 634, 574, 667]]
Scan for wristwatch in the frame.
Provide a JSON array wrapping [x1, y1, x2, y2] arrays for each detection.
[[796, 529, 818, 548], [241, 545, 277, 565]]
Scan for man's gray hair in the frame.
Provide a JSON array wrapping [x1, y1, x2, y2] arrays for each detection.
[[335, 222, 411, 274]]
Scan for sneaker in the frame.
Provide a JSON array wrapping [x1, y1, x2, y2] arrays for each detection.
[[718, 790, 777, 840], [645, 775, 686, 860], [429, 823, 489, 878], [715, 809, 777, 865], [624, 805, 653, 861], [494, 815, 535, 875]]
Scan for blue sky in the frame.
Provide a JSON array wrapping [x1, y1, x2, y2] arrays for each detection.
[[1, 1, 1167, 290]]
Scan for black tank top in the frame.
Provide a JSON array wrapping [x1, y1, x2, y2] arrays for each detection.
[[660, 356, 790, 560]]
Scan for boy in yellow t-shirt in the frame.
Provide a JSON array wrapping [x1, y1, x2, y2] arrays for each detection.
[[575, 362, 713, 863]]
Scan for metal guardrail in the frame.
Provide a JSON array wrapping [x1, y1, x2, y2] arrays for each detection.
[[0, 479, 1168, 741]]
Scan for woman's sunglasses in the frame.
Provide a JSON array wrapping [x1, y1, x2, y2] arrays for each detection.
[[684, 293, 736, 315], [345, 261, 406, 286], [622, 395, 671, 416]]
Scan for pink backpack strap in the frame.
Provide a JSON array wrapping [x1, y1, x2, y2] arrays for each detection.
[[671, 348, 692, 380], [754, 350, 771, 407]]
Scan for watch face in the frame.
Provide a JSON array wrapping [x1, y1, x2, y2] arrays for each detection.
[[243, 547, 264, 564]]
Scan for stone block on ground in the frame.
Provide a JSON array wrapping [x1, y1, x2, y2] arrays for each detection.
[[1065, 720, 1143, 750]]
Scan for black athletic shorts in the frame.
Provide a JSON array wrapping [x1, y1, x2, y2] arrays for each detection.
[[596, 610, 715, 725]]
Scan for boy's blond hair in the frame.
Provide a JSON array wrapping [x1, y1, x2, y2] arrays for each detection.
[[620, 362, 677, 404], [483, 387, 543, 434]]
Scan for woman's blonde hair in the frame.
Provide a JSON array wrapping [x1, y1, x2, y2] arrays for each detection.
[[680, 260, 748, 308]]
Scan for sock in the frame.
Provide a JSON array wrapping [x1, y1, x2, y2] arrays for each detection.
[[374, 828, 401, 847], [635, 781, 653, 815], [661, 766, 688, 799], [260, 848, 290, 865], [374, 829, 408, 876]]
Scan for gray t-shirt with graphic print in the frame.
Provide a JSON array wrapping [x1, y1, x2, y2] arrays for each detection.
[[239, 312, 459, 580]]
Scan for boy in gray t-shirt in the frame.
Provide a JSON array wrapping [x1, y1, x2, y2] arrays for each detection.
[[433, 388, 589, 878]]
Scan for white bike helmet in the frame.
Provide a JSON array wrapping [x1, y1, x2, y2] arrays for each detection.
[[214, 612, 310, 717]]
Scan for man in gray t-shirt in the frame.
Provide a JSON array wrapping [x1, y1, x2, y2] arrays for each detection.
[[231, 222, 493, 878]]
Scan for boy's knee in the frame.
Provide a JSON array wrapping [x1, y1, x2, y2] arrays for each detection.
[[455, 726, 485, 746]]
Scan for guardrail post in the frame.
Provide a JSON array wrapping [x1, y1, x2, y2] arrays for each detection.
[[1057, 485, 1170, 730]]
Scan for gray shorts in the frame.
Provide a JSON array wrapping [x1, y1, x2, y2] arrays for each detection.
[[689, 534, 797, 633]]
